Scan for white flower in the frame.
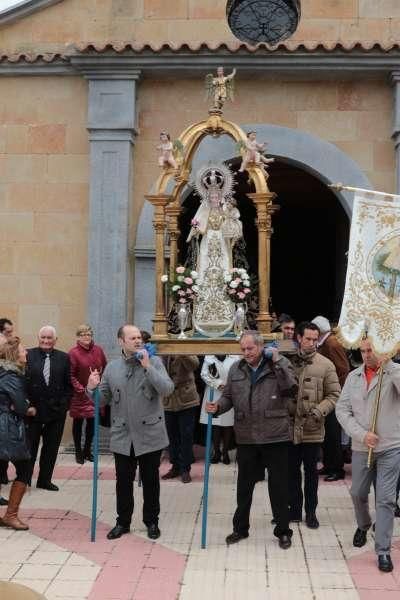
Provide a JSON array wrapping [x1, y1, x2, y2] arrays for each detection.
[[172, 285, 180, 291], [229, 281, 238, 288], [161, 274, 168, 283], [177, 275, 184, 282], [224, 272, 232, 283], [237, 268, 246, 275], [192, 285, 199, 292], [190, 270, 198, 279]]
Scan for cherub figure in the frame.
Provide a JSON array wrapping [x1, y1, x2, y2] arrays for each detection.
[[157, 131, 180, 169], [205, 66, 236, 111], [238, 131, 275, 175]]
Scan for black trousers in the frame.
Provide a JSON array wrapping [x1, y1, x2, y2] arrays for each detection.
[[289, 442, 320, 517], [72, 418, 94, 454], [114, 446, 162, 528], [165, 407, 196, 473], [27, 416, 66, 484], [322, 412, 345, 476], [233, 442, 290, 537]]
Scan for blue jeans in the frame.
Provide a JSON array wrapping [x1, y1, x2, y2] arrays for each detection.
[[165, 407, 196, 473]]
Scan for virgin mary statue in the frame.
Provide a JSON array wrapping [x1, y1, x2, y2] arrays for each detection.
[[186, 164, 243, 336]]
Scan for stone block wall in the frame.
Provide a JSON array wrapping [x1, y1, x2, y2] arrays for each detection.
[[1, 0, 400, 55], [0, 76, 88, 350]]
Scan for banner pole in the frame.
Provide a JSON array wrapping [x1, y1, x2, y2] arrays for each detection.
[[90, 387, 100, 542], [201, 387, 214, 549]]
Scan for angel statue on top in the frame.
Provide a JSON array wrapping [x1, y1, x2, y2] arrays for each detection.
[[186, 163, 243, 336], [157, 131, 183, 170], [205, 66, 236, 111], [238, 131, 275, 176]]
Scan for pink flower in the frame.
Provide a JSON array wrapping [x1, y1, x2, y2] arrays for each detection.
[[237, 292, 246, 299], [228, 289, 236, 295], [178, 290, 186, 296], [191, 218, 199, 227], [179, 298, 187, 303], [234, 277, 241, 284], [243, 288, 251, 294], [176, 266, 185, 274], [184, 277, 193, 285]]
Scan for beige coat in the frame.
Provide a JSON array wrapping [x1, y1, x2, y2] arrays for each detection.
[[289, 351, 341, 444], [163, 356, 200, 412]]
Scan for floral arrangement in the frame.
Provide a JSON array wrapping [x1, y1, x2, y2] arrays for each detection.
[[224, 267, 251, 303], [161, 266, 199, 304]]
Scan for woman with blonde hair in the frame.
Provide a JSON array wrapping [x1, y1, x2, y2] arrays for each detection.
[[69, 325, 107, 463], [0, 336, 36, 530]]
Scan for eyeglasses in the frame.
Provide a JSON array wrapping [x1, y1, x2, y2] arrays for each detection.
[[78, 333, 92, 337]]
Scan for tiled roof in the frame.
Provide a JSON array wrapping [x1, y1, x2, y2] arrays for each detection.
[[1, 40, 400, 64]]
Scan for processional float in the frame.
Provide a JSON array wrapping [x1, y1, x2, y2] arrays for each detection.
[[146, 67, 279, 356]]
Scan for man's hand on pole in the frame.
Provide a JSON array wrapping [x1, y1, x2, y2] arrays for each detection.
[[364, 431, 379, 449]]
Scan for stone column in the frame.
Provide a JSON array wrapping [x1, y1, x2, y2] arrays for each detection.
[[391, 71, 400, 193], [86, 75, 140, 356], [247, 192, 276, 335]]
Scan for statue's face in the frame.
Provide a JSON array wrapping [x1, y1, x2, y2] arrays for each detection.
[[217, 67, 224, 77], [209, 191, 220, 207], [248, 132, 256, 141], [160, 132, 168, 142]]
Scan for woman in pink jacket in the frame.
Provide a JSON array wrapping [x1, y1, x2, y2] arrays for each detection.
[[69, 325, 107, 463]]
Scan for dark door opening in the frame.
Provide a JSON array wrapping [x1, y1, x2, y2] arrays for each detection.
[[178, 160, 350, 325]]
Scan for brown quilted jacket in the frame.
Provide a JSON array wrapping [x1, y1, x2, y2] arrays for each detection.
[[288, 351, 341, 444]]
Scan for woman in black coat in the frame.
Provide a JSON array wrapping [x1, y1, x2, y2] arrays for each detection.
[[0, 336, 36, 530]]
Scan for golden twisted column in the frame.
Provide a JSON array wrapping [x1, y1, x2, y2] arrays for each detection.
[[247, 192, 277, 335], [146, 194, 171, 337]]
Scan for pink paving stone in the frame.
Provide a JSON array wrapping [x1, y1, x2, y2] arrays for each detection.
[[26, 509, 186, 600], [359, 591, 400, 600], [351, 571, 399, 590]]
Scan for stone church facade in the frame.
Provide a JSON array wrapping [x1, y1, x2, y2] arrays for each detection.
[[0, 0, 399, 356]]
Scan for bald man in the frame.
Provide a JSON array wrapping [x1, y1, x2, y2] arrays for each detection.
[[26, 326, 72, 490]]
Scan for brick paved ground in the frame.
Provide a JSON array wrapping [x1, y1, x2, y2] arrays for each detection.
[[0, 453, 399, 599]]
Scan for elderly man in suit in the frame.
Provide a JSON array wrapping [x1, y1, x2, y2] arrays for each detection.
[[87, 325, 174, 540], [26, 326, 72, 491]]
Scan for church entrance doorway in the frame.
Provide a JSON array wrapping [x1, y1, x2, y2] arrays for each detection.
[[178, 158, 350, 328]]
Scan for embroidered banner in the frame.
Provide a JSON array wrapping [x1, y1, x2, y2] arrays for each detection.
[[338, 189, 400, 356]]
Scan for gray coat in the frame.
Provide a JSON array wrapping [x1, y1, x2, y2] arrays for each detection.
[[96, 355, 174, 456], [336, 360, 400, 453]]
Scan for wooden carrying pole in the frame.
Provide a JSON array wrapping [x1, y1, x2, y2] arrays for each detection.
[[367, 363, 386, 468]]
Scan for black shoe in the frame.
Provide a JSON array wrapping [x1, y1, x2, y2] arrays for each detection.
[[324, 472, 345, 482], [222, 453, 230, 465], [306, 514, 319, 529], [353, 527, 368, 547], [270, 518, 276, 524], [75, 451, 84, 465], [147, 523, 161, 540], [210, 453, 221, 464], [161, 467, 180, 480], [378, 554, 393, 572], [317, 467, 329, 476], [0, 496, 8, 506], [225, 531, 249, 545], [181, 471, 192, 483], [395, 504, 400, 518], [107, 524, 130, 540], [0, 476, 9, 485], [278, 534, 292, 549], [84, 452, 94, 462], [36, 481, 59, 491]]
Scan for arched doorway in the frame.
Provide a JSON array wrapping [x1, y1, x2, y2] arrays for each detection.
[[268, 161, 349, 323], [178, 159, 349, 325]]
